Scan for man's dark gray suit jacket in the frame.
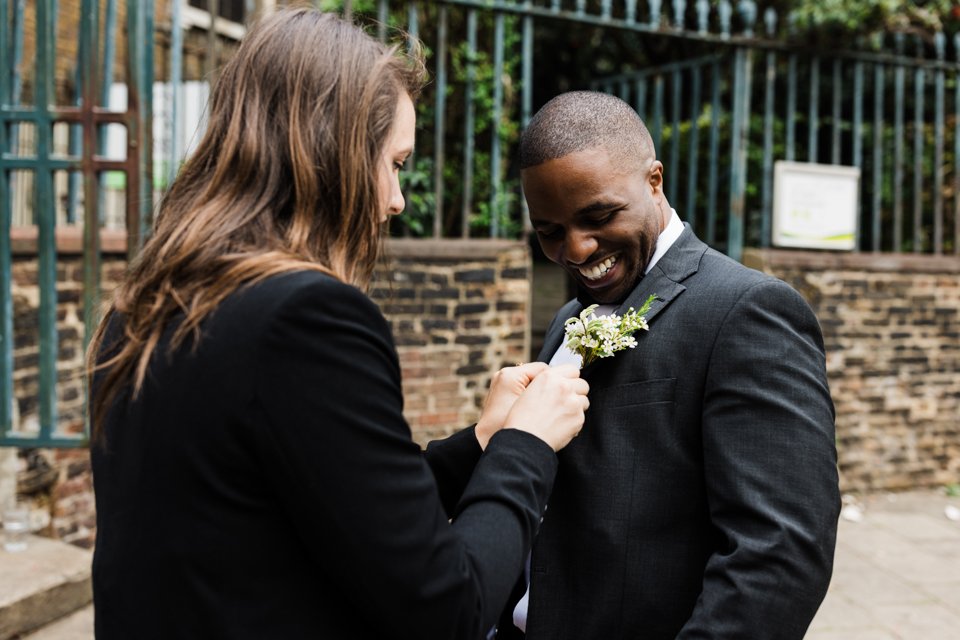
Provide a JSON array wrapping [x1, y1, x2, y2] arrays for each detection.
[[433, 225, 841, 639]]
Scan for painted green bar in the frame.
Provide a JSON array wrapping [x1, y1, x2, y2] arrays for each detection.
[[522, 11, 533, 127], [35, 0, 59, 441], [126, 0, 142, 253], [170, 0, 183, 188], [852, 61, 863, 244], [685, 64, 701, 233], [913, 37, 925, 253], [0, 0, 11, 438], [378, 0, 388, 41], [706, 59, 721, 245], [521, 10, 533, 235], [955, 34, 960, 255], [141, 1, 155, 242], [461, 8, 477, 239], [404, 2, 418, 212], [634, 76, 647, 121], [831, 59, 841, 164], [67, 61, 83, 224], [933, 32, 945, 254], [11, 0, 25, 105], [433, 4, 448, 238], [727, 47, 750, 262], [490, 10, 505, 237], [872, 64, 884, 251], [808, 56, 819, 162], [893, 34, 905, 251], [80, 0, 100, 373], [668, 69, 681, 206], [760, 46, 775, 247], [852, 62, 863, 168], [786, 54, 796, 161], [651, 74, 663, 160]]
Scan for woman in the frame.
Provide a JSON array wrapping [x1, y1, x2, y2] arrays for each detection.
[[87, 7, 588, 640]]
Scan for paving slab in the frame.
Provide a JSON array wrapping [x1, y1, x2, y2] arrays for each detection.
[[9, 490, 960, 639], [0, 535, 91, 640], [18, 606, 92, 640], [807, 490, 960, 640]]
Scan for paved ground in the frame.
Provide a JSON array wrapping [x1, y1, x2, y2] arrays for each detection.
[[20, 489, 960, 639], [806, 489, 960, 639]]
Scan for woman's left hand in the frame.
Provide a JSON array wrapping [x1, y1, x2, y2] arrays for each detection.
[[474, 362, 549, 449]]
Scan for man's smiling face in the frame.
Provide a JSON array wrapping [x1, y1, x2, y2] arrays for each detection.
[[523, 146, 668, 304]]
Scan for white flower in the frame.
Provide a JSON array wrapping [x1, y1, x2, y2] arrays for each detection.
[[563, 294, 657, 368]]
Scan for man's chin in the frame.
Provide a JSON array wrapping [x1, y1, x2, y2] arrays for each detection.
[[574, 279, 628, 306]]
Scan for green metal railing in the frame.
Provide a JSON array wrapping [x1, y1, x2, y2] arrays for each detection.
[[1, 0, 154, 447], [6, 0, 960, 449], [590, 24, 960, 258]]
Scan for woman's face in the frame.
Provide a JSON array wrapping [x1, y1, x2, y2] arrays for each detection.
[[378, 93, 416, 222]]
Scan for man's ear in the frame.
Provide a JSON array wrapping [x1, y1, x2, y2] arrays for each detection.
[[648, 160, 664, 193]]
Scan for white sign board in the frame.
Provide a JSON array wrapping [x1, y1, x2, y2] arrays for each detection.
[[772, 161, 860, 250]]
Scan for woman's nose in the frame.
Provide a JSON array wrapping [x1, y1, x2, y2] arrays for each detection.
[[386, 178, 405, 217]]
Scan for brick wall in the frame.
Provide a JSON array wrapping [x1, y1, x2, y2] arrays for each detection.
[[11, 242, 960, 548], [746, 249, 960, 494], [375, 239, 531, 445], [6, 237, 530, 546]]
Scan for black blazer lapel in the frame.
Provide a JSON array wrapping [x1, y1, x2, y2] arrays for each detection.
[[536, 226, 707, 364], [616, 224, 706, 325]]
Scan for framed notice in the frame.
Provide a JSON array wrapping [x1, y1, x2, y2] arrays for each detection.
[[772, 161, 860, 251]]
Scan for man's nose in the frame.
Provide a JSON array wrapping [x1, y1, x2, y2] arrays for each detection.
[[563, 230, 598, 265]]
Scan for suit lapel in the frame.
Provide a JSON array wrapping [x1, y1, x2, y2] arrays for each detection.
[[616, 225, 704, 325], [537, 225, 707, 363]]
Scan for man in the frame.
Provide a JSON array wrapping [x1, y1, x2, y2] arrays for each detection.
[[497, 91, 840, 638]]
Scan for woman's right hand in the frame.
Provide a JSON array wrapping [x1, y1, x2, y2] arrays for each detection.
[[503, 364, 589, 451]]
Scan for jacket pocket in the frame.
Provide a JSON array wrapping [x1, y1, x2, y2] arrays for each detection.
[[598, 377, 676, 409]]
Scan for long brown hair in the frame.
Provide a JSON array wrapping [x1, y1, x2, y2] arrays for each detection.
[[86, 7, 426, 440]]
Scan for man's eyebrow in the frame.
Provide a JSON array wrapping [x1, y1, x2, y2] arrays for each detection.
[[575, 200, 621, 216], [530, 200, 622, 227]]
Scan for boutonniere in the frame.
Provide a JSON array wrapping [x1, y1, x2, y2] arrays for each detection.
[[563, 294, 658, 369]]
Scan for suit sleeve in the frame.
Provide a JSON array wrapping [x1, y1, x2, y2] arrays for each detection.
[[251, 279, 556, 640], [678, 279, 840, 639], [425, 425, 484, 517]]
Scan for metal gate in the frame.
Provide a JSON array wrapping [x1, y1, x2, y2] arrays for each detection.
[[1, 0, 154, 447]]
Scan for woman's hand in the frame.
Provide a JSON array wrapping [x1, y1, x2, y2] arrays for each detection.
[[504, 364, 589, 452], [475, 363, 550, 449]]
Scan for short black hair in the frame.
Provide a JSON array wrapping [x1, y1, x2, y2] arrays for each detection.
[[519, 91, 655, 172]]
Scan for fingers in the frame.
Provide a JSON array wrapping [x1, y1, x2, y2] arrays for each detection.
[[500, 361, 549, 387], [514, 361, 549, 378], [550, 363, 582, 379]]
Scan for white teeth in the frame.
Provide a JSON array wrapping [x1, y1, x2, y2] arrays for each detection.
[[579, 255, 617, 281]]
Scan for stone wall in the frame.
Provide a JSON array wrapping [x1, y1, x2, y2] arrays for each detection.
[[746, 249, 960, 494], [5, 237, 530, 547]]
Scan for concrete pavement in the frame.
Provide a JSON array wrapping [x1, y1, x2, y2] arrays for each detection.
[[17, 489, 960, 639], [807, 489, 960, 639]]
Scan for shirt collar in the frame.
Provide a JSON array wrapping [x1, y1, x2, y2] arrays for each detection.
[[644, 209, 684, 275]]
